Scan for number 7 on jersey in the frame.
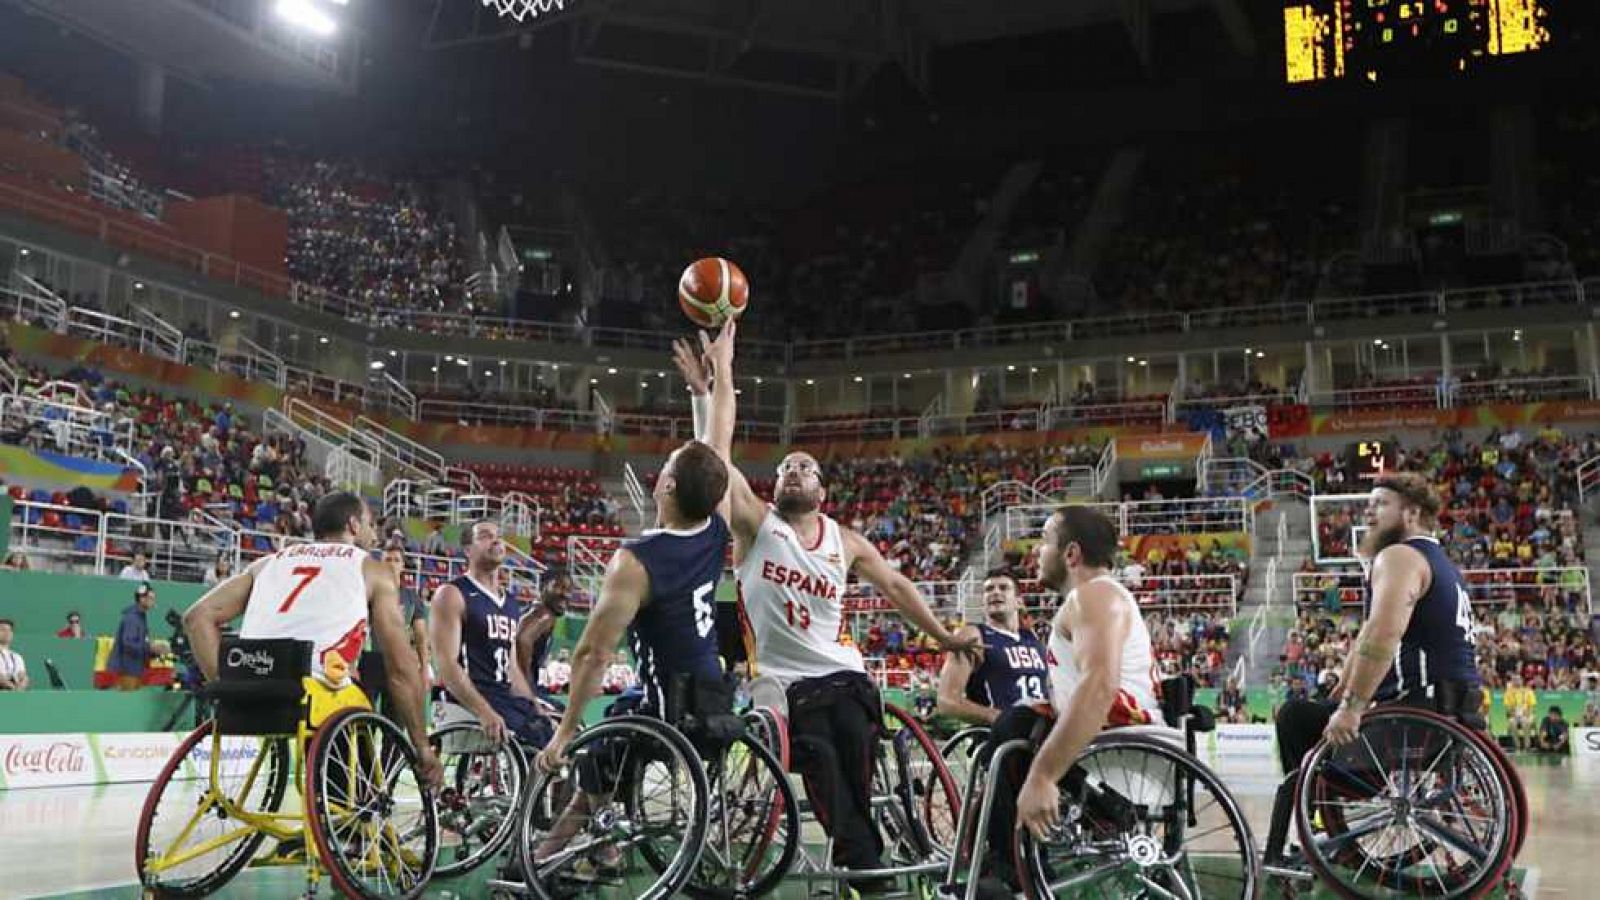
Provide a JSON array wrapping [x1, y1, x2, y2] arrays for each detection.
[[277, 566, 323, 613]]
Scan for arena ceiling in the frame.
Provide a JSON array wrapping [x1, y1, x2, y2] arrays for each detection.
[[3, 0, 360, 94], [422, 0, 1258, 100]]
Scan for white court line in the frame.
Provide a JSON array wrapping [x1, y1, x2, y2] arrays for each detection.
[[1522, 866, 1544, 898], [26, 878, 137, 900]]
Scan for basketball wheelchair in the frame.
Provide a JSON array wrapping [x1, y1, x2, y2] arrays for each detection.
[[1269, 703, 1529, 900], [135, 638, 440, 900], [470, 675, 955, 900], [934, 675, 1261, 900]]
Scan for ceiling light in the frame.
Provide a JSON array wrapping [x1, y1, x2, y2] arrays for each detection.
[[657, 371, 666, 378], [1256, 351, 1265, 358], [805, 379, 815, 385], [368, 360, 384, 370], [607, 367, 618, 375], [1138, 360, 1148, 367], [133, 282, 145, 290], [389, 350, 398, 357], [589, 378, 597, 384], [903, 373, 912, 379], [273, 0, 337, 37], [1126, 356, 1135, 363], [1006, 365, 1016, 372], [444, 355, 454, 362], [430, 366, 439, 373], [853, 376, 863, 383], [318, 336, 329, 344], [499, 359, 508, 366], [640, 381, 649, 388], [228, 310, 240, 319]]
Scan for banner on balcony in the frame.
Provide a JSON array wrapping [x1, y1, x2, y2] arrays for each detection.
[[1115, 434, 1210, 460], [0, 446, 140, 494]]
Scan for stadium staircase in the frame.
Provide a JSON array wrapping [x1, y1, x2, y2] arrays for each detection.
[[1055, 145, 1145, 310], [1229, 500, 1312, 689]]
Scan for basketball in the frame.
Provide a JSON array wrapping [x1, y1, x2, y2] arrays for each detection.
[[678, 257, 749, 328]]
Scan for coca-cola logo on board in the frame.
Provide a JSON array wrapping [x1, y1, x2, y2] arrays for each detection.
[[4, 742, 87, 776]]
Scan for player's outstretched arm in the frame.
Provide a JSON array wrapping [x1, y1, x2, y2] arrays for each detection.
[[677, 321, 764, 546], [181, 556, 266, 682], [843, 527, 980, 662], [935, 624, 998, 725], [538, 548, 648, 772]]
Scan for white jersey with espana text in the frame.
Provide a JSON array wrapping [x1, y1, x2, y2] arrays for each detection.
[[735, 508, 865, 686], [1046, 574, 1164, 727], [240, 542, 370, 685]]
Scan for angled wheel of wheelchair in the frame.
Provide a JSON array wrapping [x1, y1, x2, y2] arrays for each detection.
[[1449, 714, 1528, 860], [134, 721, 293, 898], [878, 702, 962, 862], [742, 706, 789, 769], [639, 730, 801, 899], [515, 715, 710, 900], [1295, 707, 1515, 899], [941, 726, 991, 800], [1015, 730, 1259, 900], [305, 708, 440, 900], [428, 722, 529, 877]]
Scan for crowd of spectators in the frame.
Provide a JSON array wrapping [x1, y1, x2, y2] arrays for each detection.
[[262, 154, 469, 324]]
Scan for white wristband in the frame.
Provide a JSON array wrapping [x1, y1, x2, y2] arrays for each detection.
[[690, 392, 712, 443]]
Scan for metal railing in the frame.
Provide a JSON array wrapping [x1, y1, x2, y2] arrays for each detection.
[[1308, 493, 1373, 564], [0, 392, 134, 462], [1000, 497, 1251, 547], [7, 499, 237, 582], [1449, 375, 1595, 406], [354, 414, 447, 483], [62, 306, 180, 362], [8, 177, 1600, 367], [372, 372, 418, 420], [133, 305, 185, 361], [2, 278, 67, 330], [1308, 382, 1443, 411], [1043, 400, 1168, 429], [1293, 566, 1592, 615], [790, 415, 924, 443], [1199, 457, 1316, 501], [1015, 573, 1240, 616], [622, 462, 651, 532], [185, 338, 286, 389], [842, 580, 964, 615], [1578, 454, 1600, 505]]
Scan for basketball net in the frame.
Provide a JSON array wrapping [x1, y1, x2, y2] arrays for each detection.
[[480, 0, 569, 23]]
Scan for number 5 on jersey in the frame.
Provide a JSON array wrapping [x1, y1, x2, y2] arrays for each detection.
[[277, 566, 322, 613]]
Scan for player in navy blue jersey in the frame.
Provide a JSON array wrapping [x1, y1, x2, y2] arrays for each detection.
[[1263, 473, 1487, 866], [936, 569, 1050, 726], [430, 520, 552, 748], [530, 437, 731, 871]]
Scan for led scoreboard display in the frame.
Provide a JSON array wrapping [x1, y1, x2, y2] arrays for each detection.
[[1284, 0, 1552, 84]]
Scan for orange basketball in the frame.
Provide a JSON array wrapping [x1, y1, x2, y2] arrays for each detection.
[[678, 257, 749, 328]]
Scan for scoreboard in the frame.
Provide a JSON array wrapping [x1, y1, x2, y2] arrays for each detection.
[[1284, 0, 1552, 84]]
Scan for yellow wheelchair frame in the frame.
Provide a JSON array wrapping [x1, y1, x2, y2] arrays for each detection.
[[137, 675, 436, 900]]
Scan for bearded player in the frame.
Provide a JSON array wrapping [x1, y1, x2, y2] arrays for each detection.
[[1263, 473, 1487, 867], [936, 568, 1050, 726], [675, 320, 978, 889]]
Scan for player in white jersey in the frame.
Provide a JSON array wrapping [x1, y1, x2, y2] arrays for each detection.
[[181, 492, 442, 791], [675, 321, 978, 888], [976, 505, 1163, 896]]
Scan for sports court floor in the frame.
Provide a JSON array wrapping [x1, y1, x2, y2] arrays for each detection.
[[5, 754, 1589, 898]]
